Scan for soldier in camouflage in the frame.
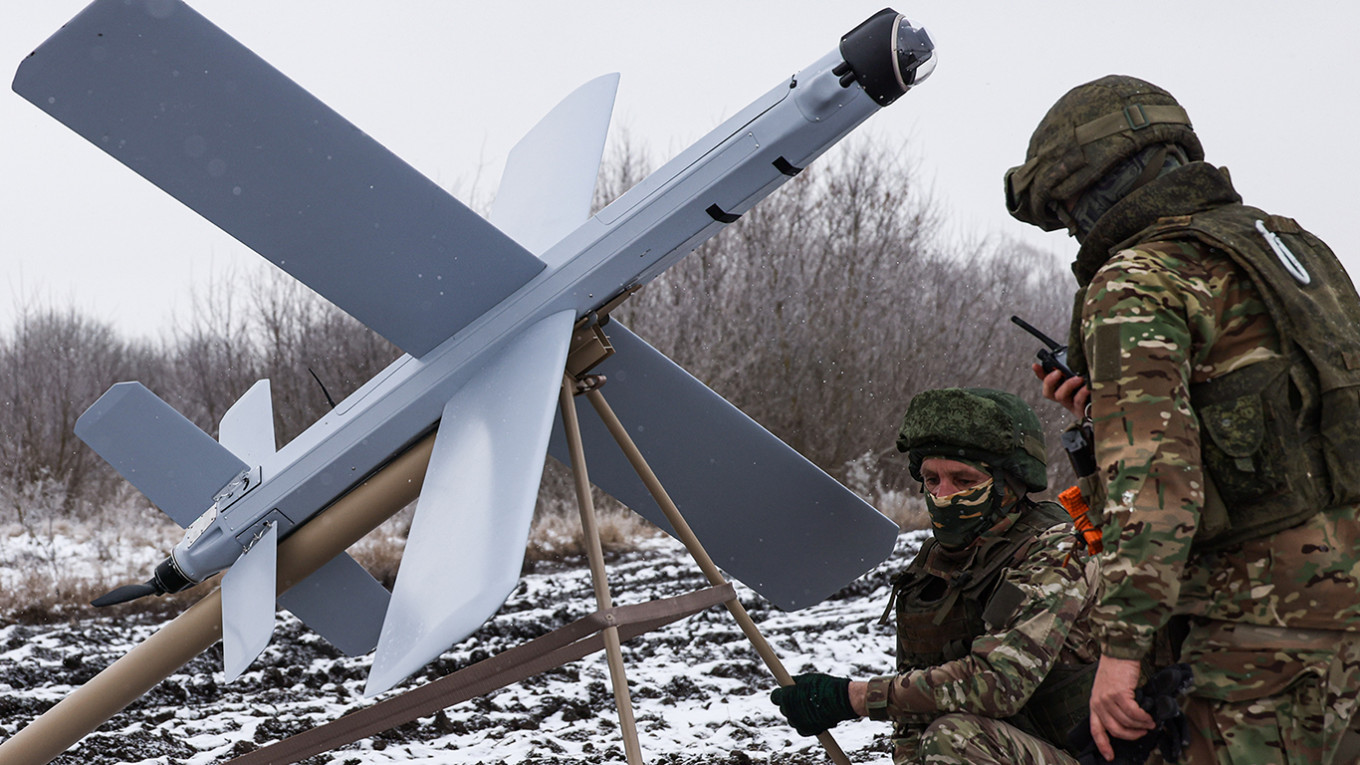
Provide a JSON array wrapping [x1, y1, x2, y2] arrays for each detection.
[[1006, 75, 1360, 764], [770, 387, 1100, 764]]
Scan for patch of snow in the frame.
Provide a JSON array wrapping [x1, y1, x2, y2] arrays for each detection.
[[0, 531, 930, 764]]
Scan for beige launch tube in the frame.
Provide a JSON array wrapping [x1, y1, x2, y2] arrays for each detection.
[[0, 433, 436, 765]]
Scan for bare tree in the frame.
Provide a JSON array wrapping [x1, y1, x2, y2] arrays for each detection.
[[0, 302, 159, 516], [246, 268, 399, 445], [161, 268, 262, 435], [614, 139, 1076, 501]]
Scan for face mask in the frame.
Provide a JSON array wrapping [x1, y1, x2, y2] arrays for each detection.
[[925, 478, 999, 550], [1067, 143, 1184, 241]]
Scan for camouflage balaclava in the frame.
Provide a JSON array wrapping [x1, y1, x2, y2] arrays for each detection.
[[921, 467, 1007, 550], [1004, 75, 1202, 239], [897, 388, 1048, 549], [1066, 142, 1187, 240]]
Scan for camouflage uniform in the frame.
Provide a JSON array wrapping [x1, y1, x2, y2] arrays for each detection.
[[868, 501, 1100, 764], [770, 389, 1101, 762], [1070, 156, 1360, 764], [1005, 75, 1360, 764]]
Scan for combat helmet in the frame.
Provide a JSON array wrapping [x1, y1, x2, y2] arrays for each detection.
[[896, 388, 1048, 493], [1005, 75, 1203, 233]]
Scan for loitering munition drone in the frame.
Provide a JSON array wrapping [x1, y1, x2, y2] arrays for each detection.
[[5, 1, 934, 761]]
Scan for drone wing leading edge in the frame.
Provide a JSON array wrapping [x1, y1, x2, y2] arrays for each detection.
[[18, 0, 924, 694]]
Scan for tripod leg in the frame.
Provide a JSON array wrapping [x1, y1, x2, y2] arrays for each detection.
[[584, 388, 853, 765], [559, 378, 645, 765]]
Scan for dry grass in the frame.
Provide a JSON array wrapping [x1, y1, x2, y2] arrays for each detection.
[[342, 500, 665, 589], [0, 486, 919, 624], [0, 517, 215, 623], [523, 507, 662, 562]]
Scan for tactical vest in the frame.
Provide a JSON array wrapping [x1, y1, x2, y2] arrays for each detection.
[[1130, 204, 1360, 550], [884, 501, 1093, 749]]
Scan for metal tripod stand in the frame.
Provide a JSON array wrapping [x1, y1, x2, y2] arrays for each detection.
[[226, 319, 852, 765]]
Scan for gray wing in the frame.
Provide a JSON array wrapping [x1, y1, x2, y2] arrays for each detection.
[[550, 322, 898, 611], [12, 0, 543, 357]]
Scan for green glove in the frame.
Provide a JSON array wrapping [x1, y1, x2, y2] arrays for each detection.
[[769, 673, 856, 736]]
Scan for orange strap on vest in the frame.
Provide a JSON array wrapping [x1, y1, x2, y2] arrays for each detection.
[[1059, 485, 1103, 554]]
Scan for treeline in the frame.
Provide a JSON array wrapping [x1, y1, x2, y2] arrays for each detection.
[[0, 274, 401, 523], [607, 142, 1077, 500], [0, 139, 1076, 529]]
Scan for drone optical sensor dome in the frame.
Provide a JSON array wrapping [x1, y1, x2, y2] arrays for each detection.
[[836, 9, 935, 106]]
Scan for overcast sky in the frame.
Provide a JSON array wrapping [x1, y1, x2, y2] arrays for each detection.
[[4, 1, 1356, 340]]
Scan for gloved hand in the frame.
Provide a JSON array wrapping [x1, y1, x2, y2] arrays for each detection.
[[1069, 663, 1194, 765], [769, 673, 857, 737]]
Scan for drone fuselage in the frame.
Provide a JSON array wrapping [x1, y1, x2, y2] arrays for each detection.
[[172, 46, 881, 585]]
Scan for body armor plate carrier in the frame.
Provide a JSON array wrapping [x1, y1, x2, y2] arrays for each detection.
[[1135, 204, 1360, 550], [884, 500, 1093, 750]]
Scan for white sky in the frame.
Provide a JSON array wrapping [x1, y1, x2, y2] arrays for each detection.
[[4, 1, 1357, 340]]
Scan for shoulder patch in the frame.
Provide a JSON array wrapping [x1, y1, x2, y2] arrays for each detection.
[[982, 579, 1027, 631], [1090, 322, 1124, 382]]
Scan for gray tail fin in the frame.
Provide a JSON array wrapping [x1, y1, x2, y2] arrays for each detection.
[[75, 381, 247, 527]]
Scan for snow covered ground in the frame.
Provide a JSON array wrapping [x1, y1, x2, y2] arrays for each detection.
[[0, 530, 929, 764]]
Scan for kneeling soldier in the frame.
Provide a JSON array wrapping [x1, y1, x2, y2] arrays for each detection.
[[772, 387, 1100, 764]]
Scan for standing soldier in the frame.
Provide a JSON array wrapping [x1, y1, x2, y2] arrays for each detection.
[[770, 387, 1100, 764], [1006, 74, 1360, 763]]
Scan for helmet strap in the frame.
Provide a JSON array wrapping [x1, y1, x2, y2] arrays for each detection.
[[993, 467, 1026, 515], [1130, 145, 1171, 193]]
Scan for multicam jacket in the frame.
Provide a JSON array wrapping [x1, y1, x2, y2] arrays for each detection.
[[1067, 161, 1360, 664], [866, 500, 1099, 756]]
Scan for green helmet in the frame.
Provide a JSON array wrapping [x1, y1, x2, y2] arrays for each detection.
[[1004, 74, 1203, 233], [896, 387, 1048, 493]]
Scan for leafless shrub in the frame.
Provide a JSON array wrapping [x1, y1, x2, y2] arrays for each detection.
[[152, 263, 403, 446], [0, 488, 184, 622], [0, 262, 403, 514], [0, 572, 220, 625], [876, 491, 930, 532], [526, 459, 662, 562], [612, 139, 1076, 505], [0, 301, 161, 516], [244, 267, 401, 445], [158, 268, 262, 432], [523, 506, 661, 563]]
